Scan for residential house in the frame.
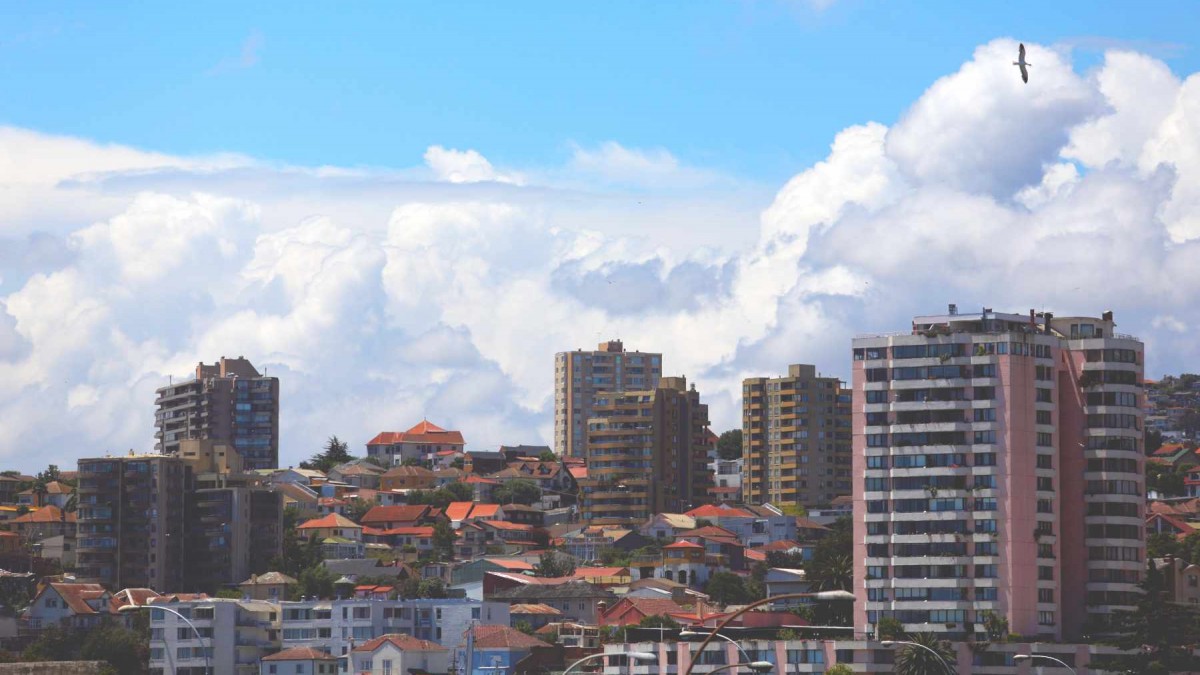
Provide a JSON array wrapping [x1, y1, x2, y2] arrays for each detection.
[[477, 520, 541, 552], [1151, 443, 1200, 470], [444, 502, 504, 529], [296, 514, 364, 559], [452, 558, 535, 585], [572, 567, 632, 588], [639, 514, 697, 541], [360, 505, 434, 530], [16, 481, 73, 509], [268, 468, 327, 487], [327, 461, 386, 490], [23, 582, 110, 631], [273, 482, 321, 519], [464, 476, 500, 502], [456, 522, 489, 560], [260, 647, 339, 675], [597, 596, 687, 626], [351, 634, 450, 675], [509, 604, 563, 630], [379, 466, 438, 492], [684, 503, 795, 548], [462, 625, 553, 675], [763, 568, 812, 601], [366, 421, 466, 467], [10, 505, 75, 540], [487, 579, 615, 624], [240, 572, 299, 602]]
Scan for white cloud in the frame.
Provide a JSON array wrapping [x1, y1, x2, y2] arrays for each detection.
[[0, 38, 1199, 472]]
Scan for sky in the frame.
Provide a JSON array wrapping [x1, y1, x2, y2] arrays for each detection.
[[1, 2, 1199, 471]]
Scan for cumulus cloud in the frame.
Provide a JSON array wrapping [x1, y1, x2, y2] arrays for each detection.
[[1, 38, 1199, 471]]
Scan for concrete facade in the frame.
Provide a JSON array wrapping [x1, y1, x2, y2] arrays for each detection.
[[554, 341, 662, 458]]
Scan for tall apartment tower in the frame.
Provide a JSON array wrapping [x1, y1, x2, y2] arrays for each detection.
[[76, 454, 191, 591], [578, 376, 712, 525], [852, 307, 1144, 642], [155, 356, 280, 470], [554, 341, 662, 457], [742, 364, 852, 509]]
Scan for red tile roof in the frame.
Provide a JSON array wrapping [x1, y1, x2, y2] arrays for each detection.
[[573, 567, 629, 578], [360, 505, 431, 526], [678, 525, 738, 539], [664, 540, 703, 550], [480, 520, 533, 531], [684, 504, 755, 519], [264, 647, 338, 661], [383, 526, 434, 537], [11, 505, 73, 524], [368, 421, 465, 447], [353, 634, 448, 653], [47, 583, 107, 615], [470, 625, 550, 649], [464, 475, 500, 485], [296, 513, 362, 530], [487, 559, 535, 571], [567, 466, 588, 479]]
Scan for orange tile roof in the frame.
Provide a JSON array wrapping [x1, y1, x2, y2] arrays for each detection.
[[470, 625, 550, 649], [11, 505, 70, 524], [297, 513, 362, 530], [470, 504, 501, 519], [684, 504, 755, 519], [383, 526, 434, 537], [464, 475, 500, 484], [445, 502, 474, 522], [664, 540, 703, 549], [480, 520, 533, 531], [360, 505, 431, 525], [510, 603, 562, 615], [678, 525, 738, 539], [573, 567, 628, 578], [353, 634, 448, 653], [567, 466, 588, 479], [264, 647, 338, 662], [367, 421, 465, 447], [47, 583, 107, 615]]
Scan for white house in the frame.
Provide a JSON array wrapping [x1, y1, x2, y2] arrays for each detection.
[[260, 646, 339, 675], [351, 634, 450, 675]]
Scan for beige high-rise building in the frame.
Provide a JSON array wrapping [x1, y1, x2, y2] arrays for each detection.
[[155, 356, 280, 470], [578, 376, 712, 525], [742, 364, 852, 509], [554, 341, 662, 457]]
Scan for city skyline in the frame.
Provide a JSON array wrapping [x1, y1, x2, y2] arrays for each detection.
[[3, 7, 1200, 471]]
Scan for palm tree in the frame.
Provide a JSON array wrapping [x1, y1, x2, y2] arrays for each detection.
[[894, 632, 956, 675]]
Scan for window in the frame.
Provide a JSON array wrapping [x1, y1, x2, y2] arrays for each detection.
[[973, 386, 995, 400], [974, 452, 997, 467], [975, 564, 998, 578], [1037, 432, 1053, 447], [1039, 588, 1054, 603], [1036, 454, 1053, 469], [1036, 388, 1053, 403], [1036, 410, 1052, 424], [975, 587, 998, 601], [1037, 499, 1053, 514], [866, 456, 888, 469], [1038, 611, 1056, 626], [866, 390, 888, 403], [1039, 566, 1055, 581], [973, 408, 996, 422], [1037, 476, 1054, 491], [973, 430, 996, 444]]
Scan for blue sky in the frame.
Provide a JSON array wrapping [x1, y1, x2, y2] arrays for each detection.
[[2, 1, 1197, 183]]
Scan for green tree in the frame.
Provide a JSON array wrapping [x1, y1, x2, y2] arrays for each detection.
[[1146, 429, 1164, 454], [215, 588, 244, 599], [1147, 531, 1182, 560], [344, 498, 375, 523], [493, 479, 542, 506], [978, 610, 1008, 642], [271, 507, 323, 577], [807, 517, 852, 592], [35, 465, 62, 485], [825, 665, 854, 675], [535, 551, 576, 578], [299, 436, 355, 473], [408, 483, 476, 509], [22, 622, 78, 661], [431, 521, 456, 561], [638, 614, 680, 629], [704, 572, 749, 606], [539, 450, 558, 462], [716, 429, 743, 460], [894, 632, 955, 675], [80, 619, 150, 675], [1147, 462, 1187, 497], [875, 616, 904, 640], [1090, 561, 1200, 673], [515, 620, 535, 635], [296, 564, 337, 600]]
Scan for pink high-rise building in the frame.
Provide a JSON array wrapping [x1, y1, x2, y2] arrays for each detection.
[[852, 307, 1144, 642]]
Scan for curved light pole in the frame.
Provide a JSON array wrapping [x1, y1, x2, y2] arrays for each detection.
[[681, 590, 854, 675], [1015, 653, 1077, 674], [564, 651, 656, 675], [119, 603, 211, 675], [679, 630, 754, 663], [701, 662, 774, 675], [881, 640, 954, 675]]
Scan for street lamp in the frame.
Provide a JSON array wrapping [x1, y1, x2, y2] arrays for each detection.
[[119, 603, 211, 675], [1014, 653, 1077, 674], [561, 648, 657, 667], [880, 640, 954, 675], [702, 663, 774, 675], [679, 630, 755, 664], [681, 591, 855, 675]]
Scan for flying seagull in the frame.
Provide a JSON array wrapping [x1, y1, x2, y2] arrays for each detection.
[[1013, 43, 1031, 83]]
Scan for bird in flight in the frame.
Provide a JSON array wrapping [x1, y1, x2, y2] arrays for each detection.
[[1013, 43, 1031, 83]]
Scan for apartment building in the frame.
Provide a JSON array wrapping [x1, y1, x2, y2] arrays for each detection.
[[852, 307, 1145, 642], [148, 598, 280, 675], [76, 454, 190, 591], [742, 364, 852, 508], [554, 341, 662, 457], [578, 376, 712, 525], [155, 356, 280, 470], [366, 420, 465, 467], [279, 598, 509, 662], [186, 472, 283, 592]]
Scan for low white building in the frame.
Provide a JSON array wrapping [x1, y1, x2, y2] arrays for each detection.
[[260, 646, 339, 675], [351, 634, 450, 675]]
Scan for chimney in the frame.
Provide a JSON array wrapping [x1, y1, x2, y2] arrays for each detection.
[[1102, 310, 1114, 322], [1030, 309, 1036, 327], [948, 303, 958, 316], [1044, 312, 1053, 334]]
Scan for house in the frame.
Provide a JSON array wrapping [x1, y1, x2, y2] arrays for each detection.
[[379, 465, 438, 492], [296, 514, 364, 559], [452, 558, 535, 585], [360, 505, 434, 530], [273, 482, 321, 518], [327, 460, 387, 489], [496, 460, 577, 494], [444, 502, 505, 529], [763, 568, 813, 601], [535, 622, 600, 649], [16, 481, 73, 509], [380, 526, 437, 553], [509, 603, 563, 630], [571, 567, 632, 588], [9, 505, 75, 540], [462, 625, 552, 675], [598, 596, 687, 626], [477, 520, 541, 552], [268, 468, 328, 487], [367, 421, 466, 467], [351, 634, 450, 675], [463, 476, 500, 502], [456, 522, 489, 560], [261, 646, 339, 675], [675, 526, 748, 571], [487, 579, 615, 624], [683, 503, 795, 548], [639, 514, 697, 541], [23, 582, 111, 630], [240, 572, 299, 602], [317, 497, 348, 516], [1152, 443, 1199, 470]]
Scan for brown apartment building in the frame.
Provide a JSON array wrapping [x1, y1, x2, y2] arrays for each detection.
[[554, 341, 662, 458], [742, 363, 852, 509], [578, 376, 713, 525], [155, 356, 279, 470]]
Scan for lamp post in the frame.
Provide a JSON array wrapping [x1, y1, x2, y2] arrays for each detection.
[[119, 603, 211, 675], [701, 663, 774, 675], [880, 640, 954, 675], [679, 630, 755, 663], [681, 590, 854, 675], [563, 651, 656, 675], [1014, 653, 1077, 674]]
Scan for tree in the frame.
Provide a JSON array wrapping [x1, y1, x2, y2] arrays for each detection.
[[406, 483, 475, 509], [978, 610, 1009, 642], [515, 620, 535, 635], [271, 507, 323, 577], [35, 465, 61, 485], [296, 564, 337, 600], [716, 429, 743, 460], [875, 617, 904, 640], [1148, 531, 1182, 560], [493, 479, 542, 506], [704, 572, 749, 606], [539, 450, 558, 462], [432, 521, 456, 561], [638, 614, 680, 629], [1147, 462, 1187, 497], [1090, 561, 1200, 673], [1146, 429, 1164, 454], [807, 517, 852, 592], [535, 551, 576, 578], [894, 632, 955, 675], [825, 666, 854, 675], [80, 619, 150, 675], [299, 436, 355, 473], [344, 498, 375, 523]]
